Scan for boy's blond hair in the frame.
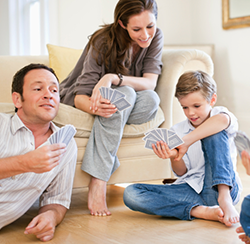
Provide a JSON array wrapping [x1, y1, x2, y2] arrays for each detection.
[[175, 70, 217, 102]]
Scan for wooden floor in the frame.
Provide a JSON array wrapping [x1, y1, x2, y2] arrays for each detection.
[[1, 160, 249, 244]]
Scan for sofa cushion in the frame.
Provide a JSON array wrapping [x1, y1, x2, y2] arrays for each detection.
[[47, 44, 82, 82], [0, 103, 165, 138]]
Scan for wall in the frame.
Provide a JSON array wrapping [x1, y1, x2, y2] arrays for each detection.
[[51, 0, 117, 49], [0, 1, 10, 55], [187, 0, 250, 135]]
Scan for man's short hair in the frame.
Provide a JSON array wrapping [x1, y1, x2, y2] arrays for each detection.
[[12, 63, 58, 99], [12, 63, 59, 112], [175, 70, 217, 102]]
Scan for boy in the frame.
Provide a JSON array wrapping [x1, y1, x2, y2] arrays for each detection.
[[237, 151, 250, 243], [123, 70, 242, 226]]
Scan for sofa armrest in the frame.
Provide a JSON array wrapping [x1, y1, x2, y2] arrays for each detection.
[[156, 49, 214, 128]]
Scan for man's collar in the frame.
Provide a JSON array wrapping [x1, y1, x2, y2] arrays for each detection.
[[10, 113, 26, 135], [10, 113, 57, 135]]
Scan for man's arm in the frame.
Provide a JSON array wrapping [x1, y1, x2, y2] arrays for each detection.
[[175, 113, 230, 161], [24, 204, 67, 242], [0, 143, 66, 179], [24, 142, 77, 242]]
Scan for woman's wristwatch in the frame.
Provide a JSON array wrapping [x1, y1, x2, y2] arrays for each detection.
[[117, 73, 123, 86]]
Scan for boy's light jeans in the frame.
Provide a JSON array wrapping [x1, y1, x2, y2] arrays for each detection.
[[123, 130, 239, 220]]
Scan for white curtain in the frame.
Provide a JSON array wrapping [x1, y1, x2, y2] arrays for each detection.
[[8, 0, 50, 55]]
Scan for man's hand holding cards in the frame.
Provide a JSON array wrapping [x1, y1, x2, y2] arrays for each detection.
[[99, 86, 131, 111], [143, 128, 184, 150], [49, 124, 76, 146]]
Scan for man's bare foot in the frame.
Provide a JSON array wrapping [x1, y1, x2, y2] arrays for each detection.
[[191, 205, 225, 223], [236, 226, 250, 244], [88, 177, 111, 216], [218, 185, 239, 226]]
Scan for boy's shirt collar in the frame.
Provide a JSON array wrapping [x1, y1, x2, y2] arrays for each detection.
[[183, 119, 196, 134]]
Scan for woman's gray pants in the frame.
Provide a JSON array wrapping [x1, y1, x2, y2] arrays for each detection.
[[81, 86, 160, 181]]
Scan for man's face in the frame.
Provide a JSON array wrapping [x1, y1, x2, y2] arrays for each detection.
[[15, 69, 60, 125]]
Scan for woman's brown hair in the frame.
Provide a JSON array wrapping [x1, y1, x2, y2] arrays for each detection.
[[87, 0, 158, 75]]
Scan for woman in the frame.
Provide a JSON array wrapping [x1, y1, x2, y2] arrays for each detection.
[[60, 0, 164, 216]]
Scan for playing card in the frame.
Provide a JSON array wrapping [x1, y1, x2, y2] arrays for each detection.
[[168, 134, 184, 150], [98, 87, 130, 111], [104, 87, 109, 99], [147, 129, 164, 141], [110, 89, 126, 103], [168, 130, 176, 137], [49, 125, 76, 146], [60, 125, 77, 146], [144, 139, 158, 150], [49, 131, 57, 145], [142, 132, 162, 142], [112, 97, 131, 111], [108, 88, 114, 100], [99, 87, 105, 98], [234, 131, 250, 157], [161, 128, 168, 144]]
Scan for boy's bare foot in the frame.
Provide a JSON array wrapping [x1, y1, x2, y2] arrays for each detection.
[[191, 205, 225, 223], [88, 177, 111, 216], [236, 226, 250, 244], [218, 185, 239, 226]]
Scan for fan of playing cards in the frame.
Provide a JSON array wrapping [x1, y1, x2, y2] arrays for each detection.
[[234, 131, 250, 157], [99, 87, 131, 111], [49, 124, 76, 146], [143, 128, 184, 150]]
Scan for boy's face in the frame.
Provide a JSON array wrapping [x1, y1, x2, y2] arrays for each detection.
[[178, 91, 216, 128]]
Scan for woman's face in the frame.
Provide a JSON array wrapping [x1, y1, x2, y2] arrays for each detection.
[[120, 10, 157, 48]]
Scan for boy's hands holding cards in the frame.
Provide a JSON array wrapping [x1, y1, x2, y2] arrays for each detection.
[[143, 128, 184, 160], [152, 141, 179, 160]]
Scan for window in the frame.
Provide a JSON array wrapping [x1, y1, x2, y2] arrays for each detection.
[[8, 0, 49, 55]]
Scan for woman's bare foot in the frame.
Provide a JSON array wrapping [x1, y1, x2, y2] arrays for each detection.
[[236, 226, 250, 244], [88, 177, 111, 216], [191, 205, 225, 223], [218, 185, 239, 226]]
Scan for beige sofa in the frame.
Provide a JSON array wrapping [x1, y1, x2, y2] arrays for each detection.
[[0, 45, 214, 188]]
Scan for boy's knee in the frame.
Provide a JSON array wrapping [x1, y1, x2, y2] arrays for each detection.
[[202, 130, 228, 144], [123, 185, 138, 207], [242, 195, 250, 216]]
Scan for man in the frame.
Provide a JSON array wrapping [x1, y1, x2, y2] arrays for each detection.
[[0, 64, 77, 242]]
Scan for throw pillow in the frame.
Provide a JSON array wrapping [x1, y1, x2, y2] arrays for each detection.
[[46, 44, 82, 82]]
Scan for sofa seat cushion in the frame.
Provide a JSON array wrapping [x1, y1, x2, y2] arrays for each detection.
[[0, 103, 165, 138]]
